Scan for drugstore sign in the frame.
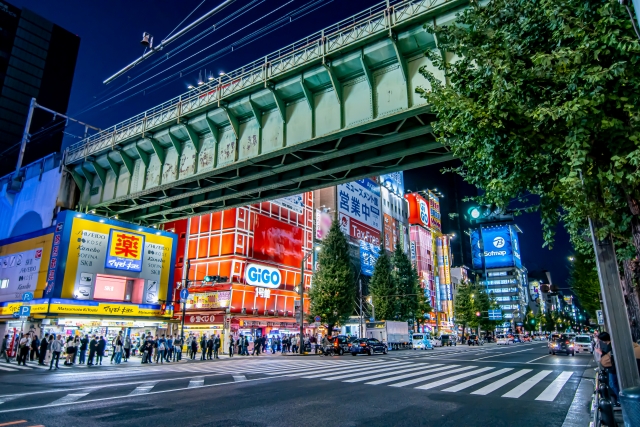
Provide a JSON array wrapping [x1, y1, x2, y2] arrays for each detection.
[[48, 298, 172, 317]]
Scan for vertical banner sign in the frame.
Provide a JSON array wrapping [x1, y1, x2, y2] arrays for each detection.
[[338, 179, 382, 245], [315, 210, 332, 241], [105, 230, 145, 272], [45, 222, 64, 296], [510, 226, 522, 268], [359, 241, 380, 276], [470, 229, 483, 269]]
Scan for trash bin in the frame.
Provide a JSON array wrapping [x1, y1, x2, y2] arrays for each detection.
[[619, 386, 640, 427]]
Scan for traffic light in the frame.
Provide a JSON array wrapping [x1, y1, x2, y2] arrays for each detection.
[[202, 276, 229, 283], [475, 311, 481, 317], [530, 319, 535, 324], [160, 302, 166, 315]]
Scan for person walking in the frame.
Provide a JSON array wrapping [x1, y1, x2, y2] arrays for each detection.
[[113, 336, 123, 364], [206, 336, 213, 360], [88, 336, 98, 366], [166, 335, 174, 362], [96, 336, 106, 365], [243, 336, 249, 356], [79, 334, 88, 364], [200, 335, 207, 361], [228, 336, 234, 358], [17, 333, 31, 366], [190, 338, 198, 360], [64, 336, 76, 365], [173, 336, 183, 362], [123, 335, 132, 362], [156, 335, 167, 364], [110, 331, 123, 364], [49, 335, 63, 370], [213, 334, 221, 359], [1, 334, 10, 363]]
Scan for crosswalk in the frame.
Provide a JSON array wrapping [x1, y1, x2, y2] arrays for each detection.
[[0, 357, 577, 412]]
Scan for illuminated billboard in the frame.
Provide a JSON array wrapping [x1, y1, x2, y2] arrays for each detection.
[[470, 224, 523, 270], [405, 193, 430, 228], [105, 230, 145, 272], [253, 214, 303, 268]]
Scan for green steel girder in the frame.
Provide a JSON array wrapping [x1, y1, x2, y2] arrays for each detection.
[[118, 149, 135, 175], [182, 123, 202, 154], [135, 143, 150, 168], [100, 107, 433, 217], [146, 137, 166, 165], [266, 86, 286, 122], [167, 131, 183, 157], [323, 63, 342, 104], [106, 155, 121, 176], [84, 161, 106, 186]]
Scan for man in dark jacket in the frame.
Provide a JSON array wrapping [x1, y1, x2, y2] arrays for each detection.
[[206, 336, 214, 360], [38, 333, 49, 365], [200, 335, 207, 360], [96, 336, 107, 365], [88, 335, 98, 366], [213, 334, 220, 359], [79, 334, 89, 364]]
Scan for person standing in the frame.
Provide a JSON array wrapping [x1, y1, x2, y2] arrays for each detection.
[[213, 334, 220, 359], [30, 334, 40, 362], [79, 334, 88, 364], [113, 336, 123, 364], [243, 335, 249, 356], [96, 336, 106, 365], [110, 331, 123, 364], [64, 336, 76, 365], [228, 335, 234, 358], [166, 335, 174, 362], [88, 335, 98, 366], [190, 337, 198, 360], [200, 335, 207, 361], [173, 336, 182, 361], [156, 335, 167, 364], [17, 333, 31, 366], [206, 336, 214, 360], [38, 333, 49, 365], [49, 335, 63, 370], [123, 335, 132, 362], [1, 334, 10, 363]]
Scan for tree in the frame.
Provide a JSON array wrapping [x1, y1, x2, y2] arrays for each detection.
[[535, 310, 545, 332], [415, 292, 434, 331], [453, 280, 475, 335], [368, 249, 395, 321], [478, 289, 501, 333], [418, 0, 640, 262], [542, 312, 556, 332], [523, 310, 537, 333], [568, 252, 601, 319], [391, 240, 420, 323], [308, 216, 356, 336]]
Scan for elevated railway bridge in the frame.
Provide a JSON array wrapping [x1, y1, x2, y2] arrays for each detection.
[[65, 0, 466, 226]]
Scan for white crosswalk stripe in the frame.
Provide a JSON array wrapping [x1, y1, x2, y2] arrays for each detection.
[[471, 369, 533, 395], [441, 368, 514, 392], [535, 371, 573, 401], [390, 365, 478, 388], [502, 370, 553, 398], [49, 392, 90, 405], [367, 364, 458, 385], [343, 364, 438, 383], [129, 381, 158, 396], [415, 367, 495, 390], [188, 376, 205, 388]]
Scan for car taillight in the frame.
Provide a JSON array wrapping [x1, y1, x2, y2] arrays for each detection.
[[360, 343, 366, 347]]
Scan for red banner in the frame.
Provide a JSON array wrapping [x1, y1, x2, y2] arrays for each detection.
[[339, 213, 381, 246], [253, 214, 303, 268]]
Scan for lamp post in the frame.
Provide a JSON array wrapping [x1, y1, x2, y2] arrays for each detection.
[[180, 259, 192, 342], [298, 246, 320, 354]]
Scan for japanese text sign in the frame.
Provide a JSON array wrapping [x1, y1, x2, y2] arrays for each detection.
[[105, 229, 145, 272], [337, 179, 381, 231]]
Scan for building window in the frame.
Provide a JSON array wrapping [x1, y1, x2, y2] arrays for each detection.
[[0, 279, 8, 289]]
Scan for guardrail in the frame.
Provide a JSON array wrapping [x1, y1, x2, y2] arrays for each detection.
[[66, 0, 450, 165]]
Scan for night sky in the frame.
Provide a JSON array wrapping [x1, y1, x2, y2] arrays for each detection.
[[11, 0, 574, 292]]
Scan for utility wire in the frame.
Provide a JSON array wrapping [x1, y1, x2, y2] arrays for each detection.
[[83, 0, 331, 115], [165, 0, 207, 40]]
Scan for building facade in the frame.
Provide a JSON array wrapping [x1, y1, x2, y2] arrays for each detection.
[[0, 1, 80, 171]]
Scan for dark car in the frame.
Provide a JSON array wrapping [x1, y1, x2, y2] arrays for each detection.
[[441, 335, 457, 346], [332, 335, 357, 355], [549, 337, 575, 356], [350, 338, 388, 356]]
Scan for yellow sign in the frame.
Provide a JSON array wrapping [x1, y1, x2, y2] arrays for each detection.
[[0, 300, 49, 316], [49, 299, 172, 318]]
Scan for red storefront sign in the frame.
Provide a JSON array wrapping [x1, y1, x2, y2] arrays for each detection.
[[339, 213, 380, 246], [253, 214, 303, 268], [185, 314, 220, 324]]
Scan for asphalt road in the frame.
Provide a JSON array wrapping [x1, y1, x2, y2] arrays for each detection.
[[0, 341, 597, 427]]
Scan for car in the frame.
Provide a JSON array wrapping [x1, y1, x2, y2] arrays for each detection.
[[440, 334, 457, 346], [549, 337, 575, 356], [573, 334, 593, 354], [467, 334, 483, 346], [496, 334, 513, 345], [332, 335, 357, 355], [513, 335, 522, 343], [350, 338, 388, 356], [412, 333, 434, 350]]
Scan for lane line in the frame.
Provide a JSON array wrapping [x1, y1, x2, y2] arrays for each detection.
[[0, 366, 18, 372], [415, 367, 495, 390], [343, 364, 440, 383], [314, 362, 415, 380], [389, 366, 477, 388], [472, 348, 533, 361], [128, 381, 158, 396], [188, 377, 205, 388], [233, 375, 247, 382], [48, 392, 90, 405], [441, 368, 513, 392], [367, 365, 459, 385], [535, 371, 573, 401], [471, 369, 533, 395], [502, 370, 553, 398], [526, 355, 550, 364]]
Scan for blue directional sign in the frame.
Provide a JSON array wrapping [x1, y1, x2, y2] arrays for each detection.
[[315, 316, 321, 322], [180, 288, 189, 301], [22, 292, 34, 302], [12, 312, 20, 319], [488, 309, 502, 320], [19, 306, 31, 317]]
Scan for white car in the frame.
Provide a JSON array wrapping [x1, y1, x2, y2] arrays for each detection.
[[573, 334, 593, 354], [496, 334, 513, 345]]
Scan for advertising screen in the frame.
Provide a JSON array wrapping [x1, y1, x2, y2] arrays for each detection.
[[380, 172, 405, 197], [315, 210, 332, 241], [253, 214, 303, 268], [470, 229, 483, 269], [481, 225, 514, 269], [511, 226, 522, 268], [337, 179, 381, 231], [383, 213, 398, 251], [359, 241, 380, 276]]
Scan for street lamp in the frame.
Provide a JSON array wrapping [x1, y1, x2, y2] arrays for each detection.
[[298, 245, 321, 354]]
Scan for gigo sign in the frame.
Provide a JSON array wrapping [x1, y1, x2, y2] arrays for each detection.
[[245, 263, 281, 289]]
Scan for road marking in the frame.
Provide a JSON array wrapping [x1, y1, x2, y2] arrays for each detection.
[[441, 368, 514, 392], [294, 361, 393, 378], [0, 366, 18, 372], [0, 421, 26, 426], [472, 348, 533, 361], [535, 371, 573, 401], [367, 365, 458, 385], [233, 375, 246, 382], [471, 369, 533, 395], [527, 355, 550, 363], [343, 364, 439, 383], [416, 367, 496, 390], [188, 377, 205, 388], [0, 396, 19, 406], [502, 370, 553, 398], [0, 364, 31, 370], [316, 362, 414, 380], [389, 366, 477, 388], [48, 393, 90, 405], [128, 381, 158, 396]]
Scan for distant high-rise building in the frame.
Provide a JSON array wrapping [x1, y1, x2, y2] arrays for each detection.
[[0, 1, 80, 171]]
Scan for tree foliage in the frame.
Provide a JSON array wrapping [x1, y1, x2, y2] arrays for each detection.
[[418, 0, 640, 259], [453, 280, 476, 333], [391, 240, 420, 323], [309, 217, 356, 335], [454, 281, 500, 333], [568, 252, 602, 319], [368, 249, 395, 321]]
